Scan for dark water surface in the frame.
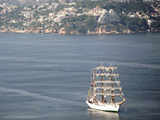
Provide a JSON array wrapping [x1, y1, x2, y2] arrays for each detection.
[[0, 33, 160, 120]]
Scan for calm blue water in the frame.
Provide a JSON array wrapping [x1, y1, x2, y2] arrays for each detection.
[[0, 33, 160, 120]]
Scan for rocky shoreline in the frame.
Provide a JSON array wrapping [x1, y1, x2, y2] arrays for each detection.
[[0, 27, 140, 35], [0, 29, 133, 35]]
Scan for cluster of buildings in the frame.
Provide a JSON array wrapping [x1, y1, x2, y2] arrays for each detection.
[[0, 0, 159, 34], [0, 3, 17, 14]]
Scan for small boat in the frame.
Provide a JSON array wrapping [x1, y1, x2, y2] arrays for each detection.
[[86, 65, 126, 112]]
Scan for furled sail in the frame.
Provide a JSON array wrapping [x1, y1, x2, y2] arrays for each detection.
[[88, 65, 126, 105]]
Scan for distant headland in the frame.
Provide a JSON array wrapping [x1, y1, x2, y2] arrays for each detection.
[[0, 0, 160, 35]]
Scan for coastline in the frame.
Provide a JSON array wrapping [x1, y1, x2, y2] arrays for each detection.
[[0, 26, 159, 35], [0, 29, 147, 35]]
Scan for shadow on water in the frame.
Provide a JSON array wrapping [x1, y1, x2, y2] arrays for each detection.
[[88, 109, 119, 120]]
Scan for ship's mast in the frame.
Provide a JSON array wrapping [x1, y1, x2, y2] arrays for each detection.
[[90, 69, 96, 101], [90, 65, 125, 105], [109, 69, 115, 104], [100, 69, 105, 103]]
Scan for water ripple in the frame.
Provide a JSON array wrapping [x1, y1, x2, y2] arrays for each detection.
[[0, 86, 82, 106]]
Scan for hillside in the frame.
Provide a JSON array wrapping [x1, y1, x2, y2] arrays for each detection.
[[0, 0, 160, 34]]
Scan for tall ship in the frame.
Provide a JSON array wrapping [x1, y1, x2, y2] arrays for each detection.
[[86, 65, 126, 112]]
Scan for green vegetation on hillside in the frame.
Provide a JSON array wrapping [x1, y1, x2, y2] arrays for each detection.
[[0, 0, 160, 34]]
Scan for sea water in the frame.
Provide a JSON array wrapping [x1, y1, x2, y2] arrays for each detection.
[[0, 33, 159, 120]]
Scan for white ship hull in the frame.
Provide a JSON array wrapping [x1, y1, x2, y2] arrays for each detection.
[[86, 100, 119, 112]]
